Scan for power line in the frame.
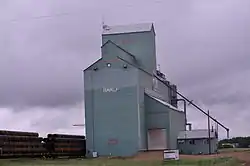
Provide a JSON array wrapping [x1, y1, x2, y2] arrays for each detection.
[[1, 12, 80, 24]]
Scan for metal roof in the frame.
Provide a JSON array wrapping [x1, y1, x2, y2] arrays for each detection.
[[102, 23, 154, 35], [145, 91, 183, 112], [178, 129, 217, 139], [145, 89, 165, 101]]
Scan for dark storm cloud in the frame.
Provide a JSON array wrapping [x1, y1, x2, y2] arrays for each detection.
[[0, 104, 85, 137], [1, 0, 250, 114], [155, 0, 250, 87], [0, 0, 103, 107], [0, 0, 250, 137]]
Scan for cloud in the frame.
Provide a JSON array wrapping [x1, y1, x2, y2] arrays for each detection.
[[0, 101, 85, 137], [178, 68, 250, 138], [0, 0, 249, 137], [185, 101, 250, 139], [0, 1, 101, 107]]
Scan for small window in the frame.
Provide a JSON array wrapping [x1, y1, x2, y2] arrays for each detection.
[[204, 139, 208, 144], [123, 64, 128, 69], [189, 140, 195, 145], [178, 140, 185, 144]]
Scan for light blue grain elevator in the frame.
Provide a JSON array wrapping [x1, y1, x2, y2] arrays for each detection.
[[84, 23, 185, 157]]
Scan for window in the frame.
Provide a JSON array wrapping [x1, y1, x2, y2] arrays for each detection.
[[204, 139, 208, 144], [189, 140, 195, 145], [123, 64, 128, 69], [178, 140, 185, 144]]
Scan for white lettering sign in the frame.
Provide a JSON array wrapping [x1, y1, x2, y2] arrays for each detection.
[[163, 150, 179, 161], [102, 88, 119, 92]]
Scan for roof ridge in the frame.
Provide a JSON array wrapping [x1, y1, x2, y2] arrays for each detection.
[[102, 22, 154, 35]]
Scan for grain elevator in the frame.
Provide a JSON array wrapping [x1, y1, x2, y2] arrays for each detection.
[[84, 23, 186, 157]]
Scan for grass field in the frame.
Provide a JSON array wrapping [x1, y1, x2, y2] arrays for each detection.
[[0, 157, 241, 166], [219, 148, 250, 153], [1, 149, 250, 166]]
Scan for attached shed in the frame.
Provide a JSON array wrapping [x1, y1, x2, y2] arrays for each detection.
[[177, 129, 219, 155], [145, 91, 186, 151]]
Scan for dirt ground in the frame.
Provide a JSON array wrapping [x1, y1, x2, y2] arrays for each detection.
[[132, 151, 250, 165], [223, 152, 250, 166]]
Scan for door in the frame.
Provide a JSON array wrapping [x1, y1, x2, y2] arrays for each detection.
[[147, 129, 167, 150]]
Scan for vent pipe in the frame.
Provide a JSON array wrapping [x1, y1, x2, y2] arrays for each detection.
[[208, 110, 211, 155]]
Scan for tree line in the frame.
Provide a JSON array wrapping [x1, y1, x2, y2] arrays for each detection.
[[218, 136, 250, 148]]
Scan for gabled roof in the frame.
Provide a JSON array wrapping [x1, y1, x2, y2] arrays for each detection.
[[83, 58, 102, 71], [84, 40, 138, 72], [102, 23, 155, 35], [178, 129, 217, 139]]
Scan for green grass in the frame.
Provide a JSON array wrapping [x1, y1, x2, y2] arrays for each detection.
[[219, 148, 250, 153], [163, 157, 241, 166], [0, 157, 241, 166]]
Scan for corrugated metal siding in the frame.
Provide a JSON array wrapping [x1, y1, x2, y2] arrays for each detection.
[[147, 113, 169, 129], [84, 59, 140, 156], [102, 29, 156, 74], [144, 92, 185, 150], [145, 93, 186, 150], [84, 22, 184, 156], [138, 86, 146, 150], [93, 86, 138, 156], [154, 79, 171, 103], [101, 41, 136, 66], [84, 56, 185, 156], [138, 70, 153, 89], [178, 130, 217, 139], [84, 70, 94, 154], [178, 138, 218, 154], [169, 110, 186, 149], [138, 69, 171, 105], [139, 71, 172, 104], [85, 64, 138, 90], [144, 94, 170, 149]]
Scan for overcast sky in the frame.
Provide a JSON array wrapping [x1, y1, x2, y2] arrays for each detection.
[[0, 0, 249, 138]]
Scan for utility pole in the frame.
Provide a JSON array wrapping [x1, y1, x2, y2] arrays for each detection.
[[208, 110, 211, 155]]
